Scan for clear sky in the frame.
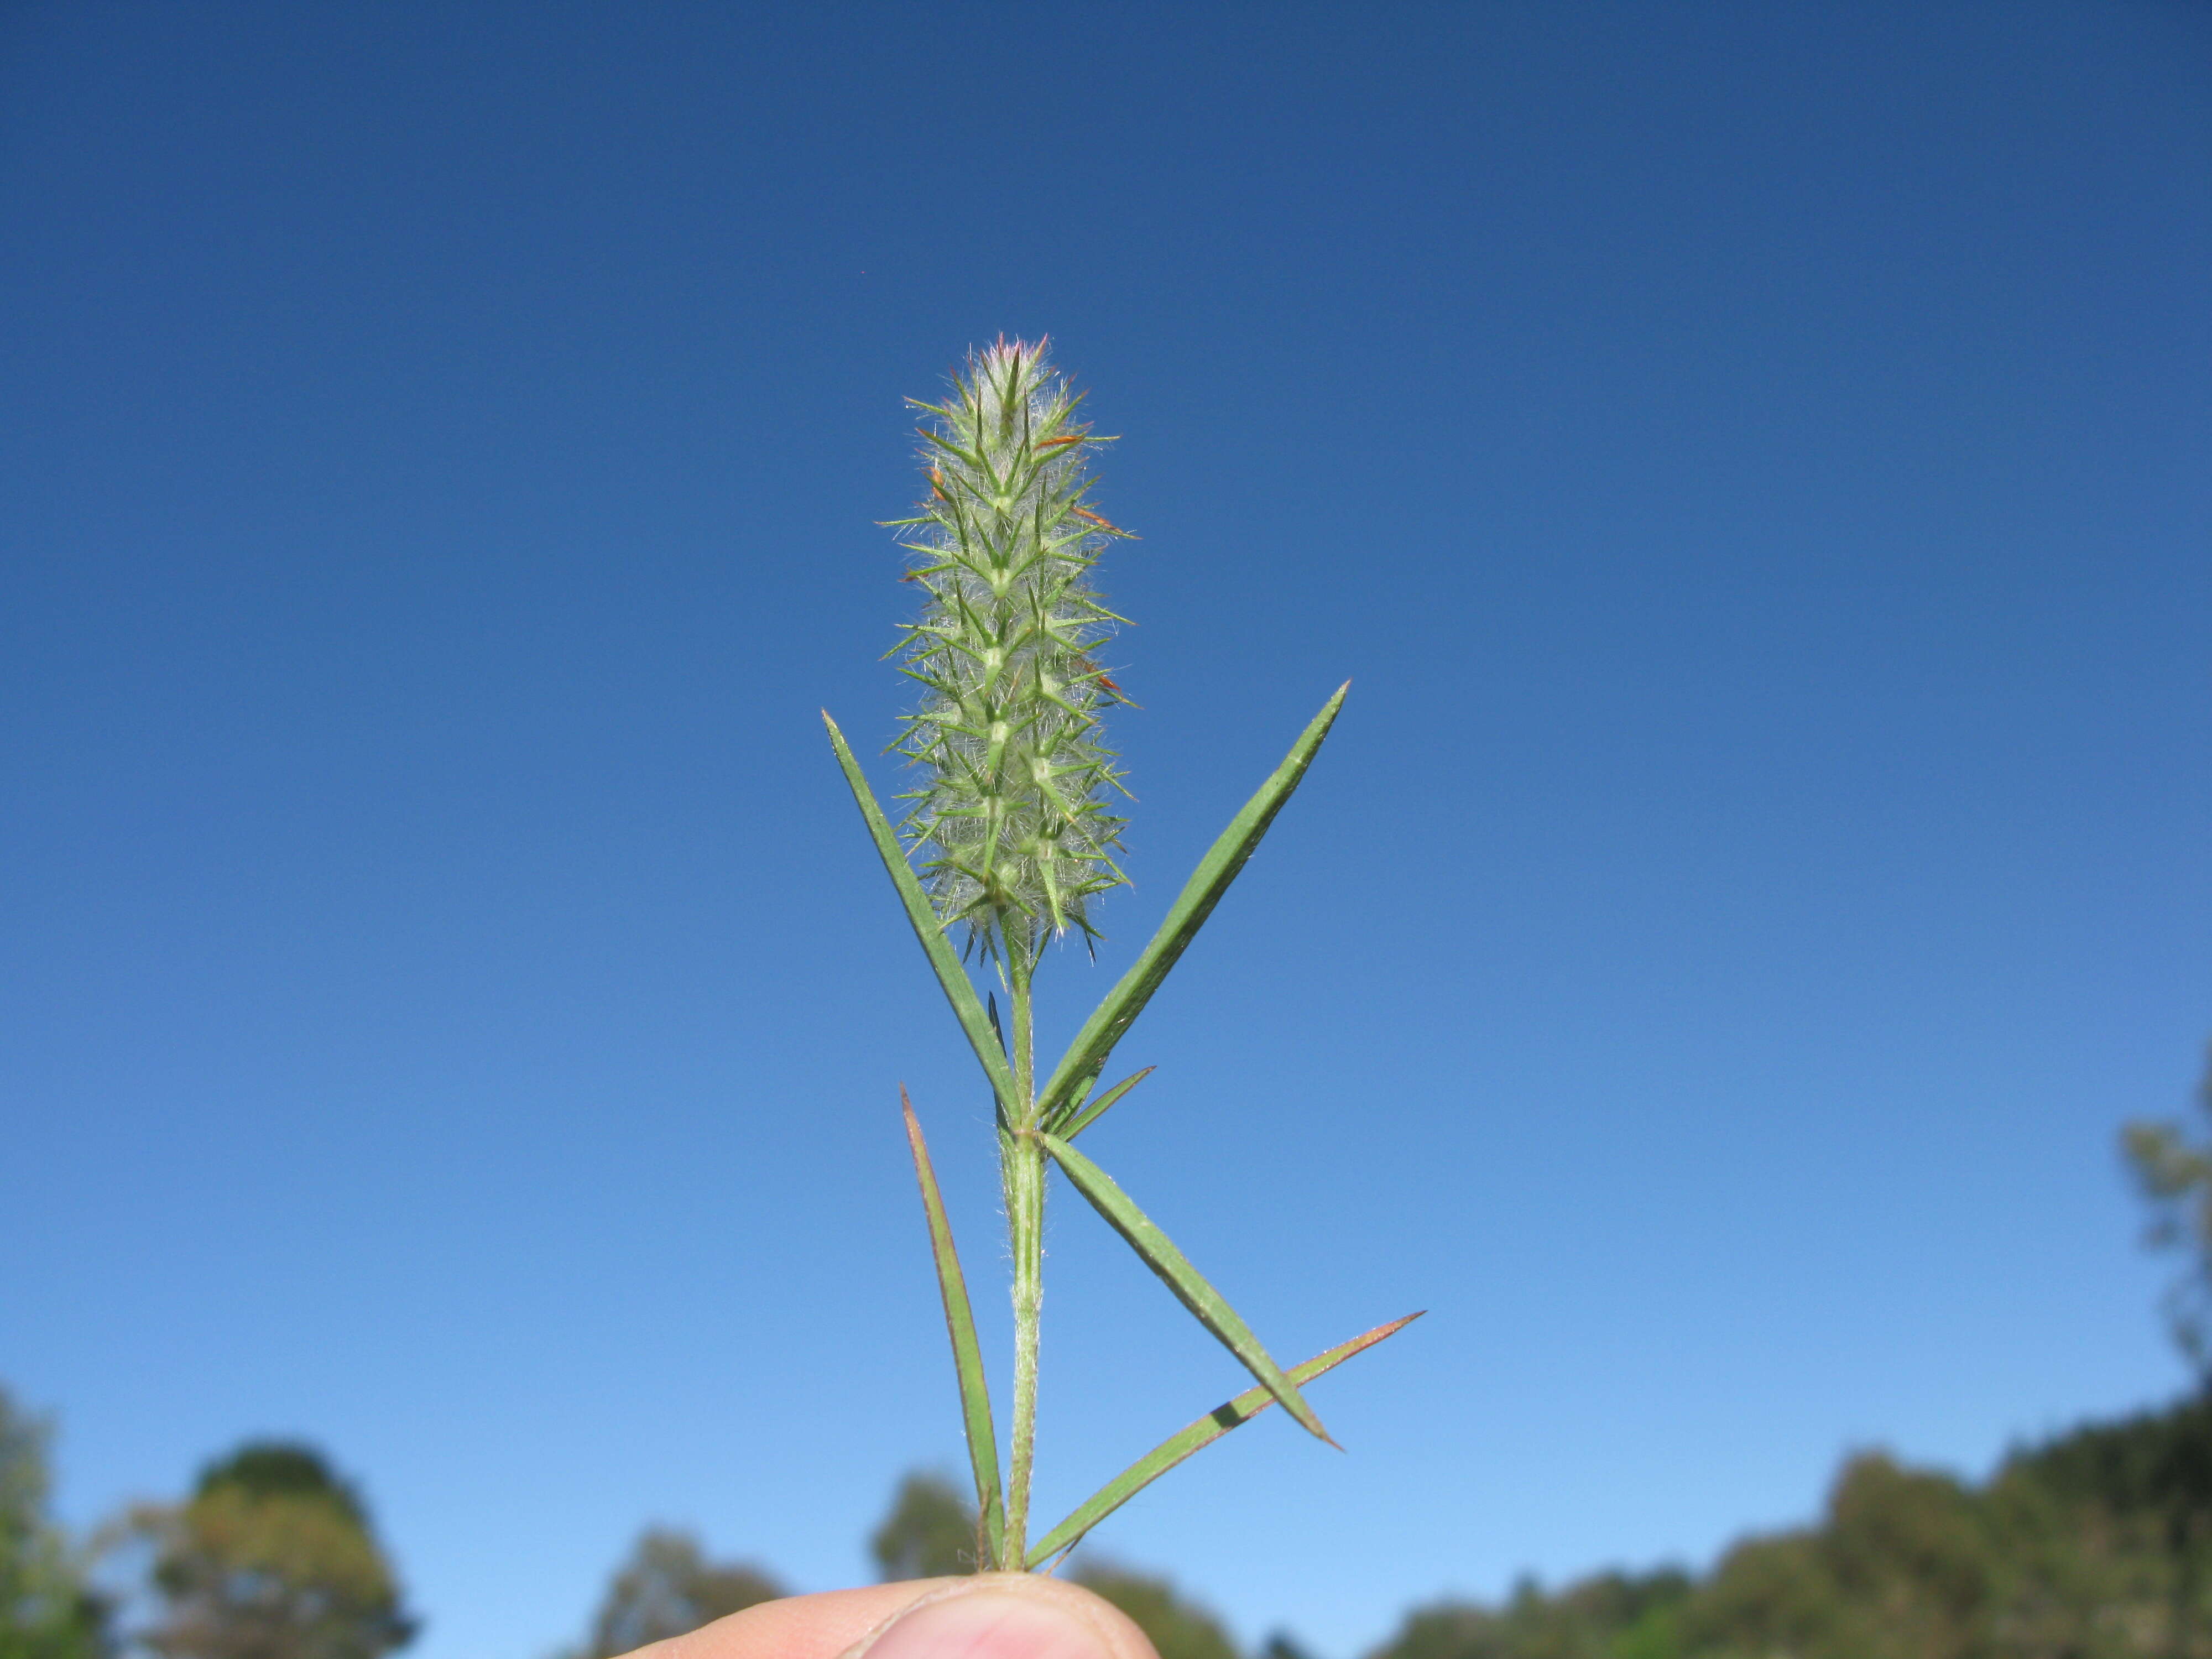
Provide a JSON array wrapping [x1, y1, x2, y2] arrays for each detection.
[[3, 4, 2207, 1657]]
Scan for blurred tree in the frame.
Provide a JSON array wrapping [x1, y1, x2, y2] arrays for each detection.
[[580, 1529, 782, 1657], [128, 1441, 414, 1659], [1999, 1396, 2212, 1651], [1355, 1598, 1514, 1659], [1819, 1453, 1996, 1653], [868, 1474, 979, 1580], [1366, 1567, 1691, 1659], [0, 1385, 108, 1659], [1687, 1454, 2016, 1657], [2124, 1042, 2212, 1373], [1358, 1330, 2212, 1659], [1683, 1527, 1846, 1659]]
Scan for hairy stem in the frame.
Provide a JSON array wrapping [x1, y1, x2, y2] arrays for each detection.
[[1011, 953, 1036, 1125], [1003, 955, 1042, 1567]]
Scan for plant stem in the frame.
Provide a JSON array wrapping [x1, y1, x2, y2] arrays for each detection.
[[1003, 952, 1042, 1568], [1010, 952, 1036, 1124]]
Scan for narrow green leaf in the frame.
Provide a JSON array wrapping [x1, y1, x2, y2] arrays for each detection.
[[901, 1087, 1007, 1569], [1052, 1066, 1156, 1139], [1039, 1131, 1334, 1444], [823, 712, 1020, 1112], [1034, 685, 1349, 1124], [1026, 1312, 1424, 1569]]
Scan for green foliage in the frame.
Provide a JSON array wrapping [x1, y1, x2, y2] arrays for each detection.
[[2122, 1042, 2212, 1371], [1069, 1565, 1239, 1659], [869, 1473, 980, 1581], [1366, 1404, 2212, 1659], [889, 337, 1133, 967], [1373, 1571, 1693, 1659], [2006, 1390, 2212, 1534], [133, 1441, 414, 1659], [578, 1529, 782, 1657], [191, 1447, 369, 1529], [0, 1387, 107, 1659], [1684, 1454, 1995, 1658]]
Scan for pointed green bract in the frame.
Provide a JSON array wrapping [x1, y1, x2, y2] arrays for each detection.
[[1034, 685, 1349, 1125], [1039, 1131, 1334, 1444], [825, 711, 1021, 1117], [894, 338, 1134, 971], [1053, 1066, 1156, 1139], [1025, 1313, 1424, 1568], [901, 1088, 1007, 1568]]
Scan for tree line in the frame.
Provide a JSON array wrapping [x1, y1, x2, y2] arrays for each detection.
[[0, 1412, 1248, 1659], [8, 1047, 2211, 1659], [12, 1384, 2212, 1659]]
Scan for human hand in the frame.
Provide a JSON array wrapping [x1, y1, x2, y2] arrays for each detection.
[[627, 1574, 1163, 1659]]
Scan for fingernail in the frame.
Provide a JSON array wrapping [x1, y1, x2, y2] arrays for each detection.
[[865, 1589, 1113, 1659]]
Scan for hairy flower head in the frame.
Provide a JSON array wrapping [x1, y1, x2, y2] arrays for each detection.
[[890, 338, 1132, 967]]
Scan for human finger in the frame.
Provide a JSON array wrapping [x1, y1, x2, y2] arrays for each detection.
[[640, 1573, 1162, 1659]]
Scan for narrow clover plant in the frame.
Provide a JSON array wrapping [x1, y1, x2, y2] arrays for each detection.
[[822, 338, 1417, 1574]]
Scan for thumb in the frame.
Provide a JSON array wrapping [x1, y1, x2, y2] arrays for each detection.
[[839, 1575, 1160, 1659]]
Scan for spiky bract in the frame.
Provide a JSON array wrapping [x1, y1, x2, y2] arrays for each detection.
[[891, 338, 1133, 967]]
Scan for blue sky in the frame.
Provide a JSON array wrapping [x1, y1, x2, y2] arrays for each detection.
[[3, 3, 2208, 1657]]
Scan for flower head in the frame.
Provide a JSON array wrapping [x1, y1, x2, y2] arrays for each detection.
[[890, 338, 1132, 968]]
